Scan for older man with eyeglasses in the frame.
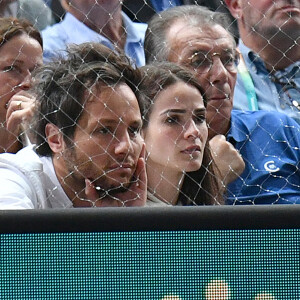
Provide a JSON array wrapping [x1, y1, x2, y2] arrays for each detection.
[[144, 5, 300, 204]]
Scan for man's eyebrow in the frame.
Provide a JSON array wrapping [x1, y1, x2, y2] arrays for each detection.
[[195, 48, 235, 53], [130, 120, 143, 128], [194, 108, 206, 113], [96, 119, 119, 125], [131, 119, 143, 125]]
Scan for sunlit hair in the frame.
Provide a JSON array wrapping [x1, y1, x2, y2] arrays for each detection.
[[33, 42, 142, 156], [138, 62, 223, 205], [0, 17, 43, 48]]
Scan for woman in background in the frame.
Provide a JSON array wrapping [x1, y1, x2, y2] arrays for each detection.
[[138, 62, 223, 206], [0, 17, 43, 153]]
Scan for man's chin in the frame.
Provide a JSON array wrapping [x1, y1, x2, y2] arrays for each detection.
[[94, 179, 132, 196]]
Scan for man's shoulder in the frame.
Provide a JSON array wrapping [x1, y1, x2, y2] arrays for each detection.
[[42, 15, 70, 52], [0, 146, 43, 172], [231, 109, 298, 126], [0, 147, 69, 209], [42, 19, 65, 38], [230, 110, 299, 141], [122, 12, 147, 40]]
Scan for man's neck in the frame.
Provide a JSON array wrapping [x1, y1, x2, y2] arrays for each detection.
[[241, 31, 300, 72], [52, 154, 86, 206], [69, 5, 126, 50]]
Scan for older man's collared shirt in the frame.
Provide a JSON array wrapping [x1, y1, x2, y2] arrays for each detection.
[[42, 12, 147, 66], [226, 110, 300, 205], [233, 40, 300, 124]]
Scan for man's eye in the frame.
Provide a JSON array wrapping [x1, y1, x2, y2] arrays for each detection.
[[128, 126, 141, 137], [98, 127, 113, 135], [223, 55, 235, 65], [191, 54, 209, 68], [194, 115, 206, 123]]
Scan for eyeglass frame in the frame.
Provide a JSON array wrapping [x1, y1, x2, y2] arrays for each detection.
[[186, 50, 240, 74]]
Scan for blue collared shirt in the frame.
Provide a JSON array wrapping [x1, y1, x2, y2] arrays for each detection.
[[233, 40, 300, 124], [42, 12, 147, 67], [226, 110, 300, 204]]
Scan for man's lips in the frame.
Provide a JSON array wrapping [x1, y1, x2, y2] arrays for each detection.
[[207, 93, 230, 101], [109, 163, 134, 171]]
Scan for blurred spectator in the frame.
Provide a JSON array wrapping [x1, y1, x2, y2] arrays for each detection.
[[225, 0, 300, 123], [138, 63, 222, 206], [43, 0, 52, 7], [145, 5, 300, 204], [122, 0, 238, 40], [49, 0, 65, 23], [0, 43, 146, 209], [42, 0, 147, 66], [0, 17, 43, 154], [0, 0, 54, 30], [123, 0, 230, 21]]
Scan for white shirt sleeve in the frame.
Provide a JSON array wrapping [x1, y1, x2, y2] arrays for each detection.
[[0, 164, 37, 209]]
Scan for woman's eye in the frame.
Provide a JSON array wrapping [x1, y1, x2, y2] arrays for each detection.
[[3, 66, 15, 72], [166, 116, 179, 124], [3, 65, 22, 73]]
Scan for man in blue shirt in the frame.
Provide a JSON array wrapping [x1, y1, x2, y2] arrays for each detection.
[[227, 110, 300, 204], [42, 0, 147, 67], [225, 0, 300, 124], [144, 5, 300, 204]]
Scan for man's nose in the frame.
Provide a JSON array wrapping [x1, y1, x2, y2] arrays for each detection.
[[114, 132, 132, 155], [208, 57, 229, 84]]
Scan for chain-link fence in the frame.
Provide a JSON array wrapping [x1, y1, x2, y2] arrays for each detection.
[[0, 1, 299, 299], [0, 1, 299, 208]]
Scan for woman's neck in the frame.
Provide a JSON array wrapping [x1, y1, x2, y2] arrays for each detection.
[[146, 159, 184, 205]]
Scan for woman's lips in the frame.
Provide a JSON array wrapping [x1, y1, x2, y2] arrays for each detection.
[[181, 145, 201, 154]]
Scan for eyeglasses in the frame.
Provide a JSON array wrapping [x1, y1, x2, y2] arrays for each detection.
[[187, 50, 240, 74], [271, 75, 300, 111]]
